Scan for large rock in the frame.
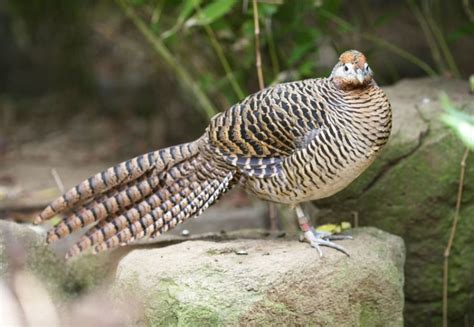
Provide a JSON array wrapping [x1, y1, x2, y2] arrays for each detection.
[[0, 220, 111, 299], [114, 227, 405, 326], [312, 78, 474, 325], [0, 222, 405, 326]]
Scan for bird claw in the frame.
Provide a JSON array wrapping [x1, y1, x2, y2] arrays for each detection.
[[304, 228, 351, 257], [315, 230, 353, 241]]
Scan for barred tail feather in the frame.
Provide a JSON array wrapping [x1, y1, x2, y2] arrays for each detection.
[[66, 160, 203, 255], [55, 141, 235, 258], [93, 171, 234, 254], [46, 174, 160, 243], [93, 180, 212, 253], [34, 140, 202, 224], [65, 178, 195, 258], [46, 155, 201, 243]]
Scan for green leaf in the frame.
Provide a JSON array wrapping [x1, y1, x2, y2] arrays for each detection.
[[440, 93, 474, 150], [318, 0, 341, 13], [185, 0, 238, 28], [373, 12, 395, 28], [442, 114, 474, 149], [260, 3, 279, 17], [128, 0, 146, 6], [318, 9, 351, 33], [298, 60, 316, 77], [289, 43, 314, 65], [161, 0, 202, 39], [447, 22, 474, 42]]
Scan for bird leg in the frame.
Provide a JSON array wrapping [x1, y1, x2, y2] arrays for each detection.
[[295, 205, 351, 257]]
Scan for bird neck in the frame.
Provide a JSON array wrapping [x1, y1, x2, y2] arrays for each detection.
[[331, 77, 375, 92]]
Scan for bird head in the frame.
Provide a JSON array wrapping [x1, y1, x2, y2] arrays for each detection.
[[330, 50, 373, 90]]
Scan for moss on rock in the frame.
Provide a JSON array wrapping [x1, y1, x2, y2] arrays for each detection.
[[115, 228, 405, 326]]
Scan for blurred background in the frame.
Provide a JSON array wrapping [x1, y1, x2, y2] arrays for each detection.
[[0, 0, 473, 326], [0, 0, 473, 162]]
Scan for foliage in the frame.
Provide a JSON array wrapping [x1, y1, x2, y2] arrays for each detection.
[[440, 92, 474, 150], [116, 0, 474, 118], [2, 0, 474, 118]]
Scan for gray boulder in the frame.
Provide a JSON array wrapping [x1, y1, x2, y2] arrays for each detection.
[[114, 227, 405, 326]]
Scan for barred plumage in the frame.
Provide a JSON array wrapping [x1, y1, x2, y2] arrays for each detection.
[[35, 50, 392, 257]]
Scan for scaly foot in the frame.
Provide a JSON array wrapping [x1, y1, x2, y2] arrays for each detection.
[[295, 204, 351, 257], [303, 227, 352, 257]]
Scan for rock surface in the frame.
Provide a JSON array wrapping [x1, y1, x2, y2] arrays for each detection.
[[114, 227, 405, 326], [314, 78, 474, 325], [0, 220, 405, 326], [0, 220, 111, 299]]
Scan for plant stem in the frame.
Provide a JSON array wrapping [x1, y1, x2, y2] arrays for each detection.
[[320, 9, 438, 77], [362, 34, 438, 77], [150, 0, 164, 25], [265, 17, 280, 80], [406, 0, 445, 73], [116, 0, 218, 119], [253, 0, 265, 90], [443, 148, 470, 327], [195, 3, 246, 100], [422, 2, 461, 78], [463, 0, 474, 22]]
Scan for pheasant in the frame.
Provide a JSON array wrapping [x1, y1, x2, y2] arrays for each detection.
[[34, 50, 392, 258]]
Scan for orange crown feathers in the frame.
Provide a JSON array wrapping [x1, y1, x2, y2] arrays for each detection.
[[339, 50, 367, 70]]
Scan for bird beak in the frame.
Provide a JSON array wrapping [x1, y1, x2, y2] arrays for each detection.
[[356, 69, 365, 84]]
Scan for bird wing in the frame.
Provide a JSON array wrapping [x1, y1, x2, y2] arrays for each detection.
[[207, 80, 326, 178]]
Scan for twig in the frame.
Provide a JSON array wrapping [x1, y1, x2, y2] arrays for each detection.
[[51, 168, 65, 194], [253, 0, 265, 90], [115, 0, 218, 119], [443, 148, 470, 327]]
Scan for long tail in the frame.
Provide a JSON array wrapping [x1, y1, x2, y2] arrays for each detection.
[[34, 136, 236, 258]]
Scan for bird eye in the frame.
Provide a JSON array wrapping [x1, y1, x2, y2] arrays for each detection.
[[344, 64, 349, 72], [364, 63, 369, 71]]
